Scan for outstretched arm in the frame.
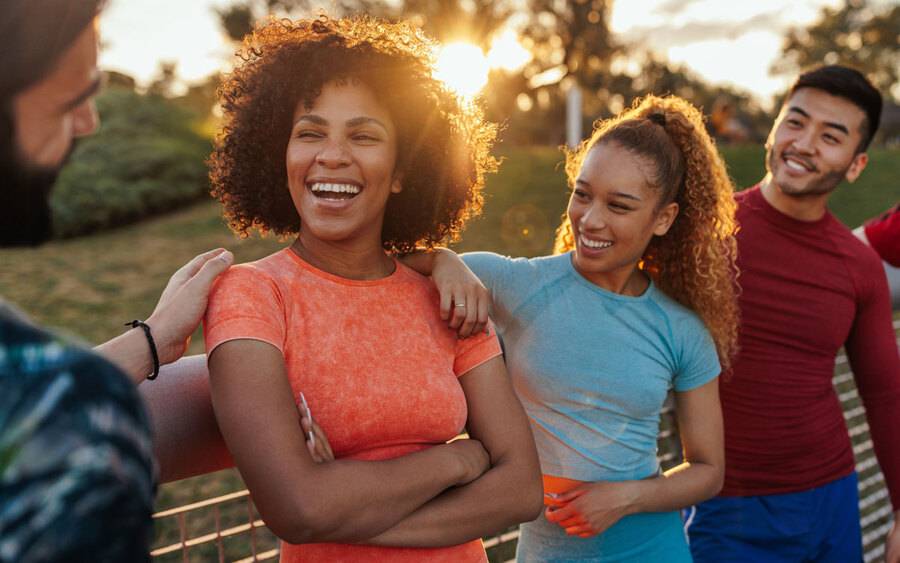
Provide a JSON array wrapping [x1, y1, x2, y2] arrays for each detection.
[[364, 355, 544, 547], [209, 338, 492, 544], [96, 248, 233, 383]]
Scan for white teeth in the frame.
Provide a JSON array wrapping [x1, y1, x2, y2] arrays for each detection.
[[310, 182, 361, 195], [580, 235, 613, 249], [785, 159, 810, 172]]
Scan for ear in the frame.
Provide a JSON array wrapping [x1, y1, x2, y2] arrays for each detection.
[[652, 202, 679, 237], [844, 152, 868, 184], [390, 174, 403, 194]]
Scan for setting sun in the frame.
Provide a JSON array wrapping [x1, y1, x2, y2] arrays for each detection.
[[434, 42, 490, 98]]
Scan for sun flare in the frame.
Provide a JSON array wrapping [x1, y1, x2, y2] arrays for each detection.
[[434, 42, 490, 98]]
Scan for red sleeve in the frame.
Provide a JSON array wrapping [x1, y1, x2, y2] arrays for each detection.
[[453, 320, 503, 377], [846, 254, 900, 509], [864, 204, 900, 266]]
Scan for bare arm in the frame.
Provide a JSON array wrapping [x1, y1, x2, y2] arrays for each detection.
[[546, 378, 723, 537], [209, 338, 490, 544], [96, 249, 233, 383], [365, 355, 543, 547], [139, 355, 234, 483], [400, 248, 490, 337]]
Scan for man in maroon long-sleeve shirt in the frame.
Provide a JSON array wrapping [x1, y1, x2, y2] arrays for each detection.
[[686, 66, 900, 563]]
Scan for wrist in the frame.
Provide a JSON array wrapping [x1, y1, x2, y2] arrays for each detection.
[[619, 480, 645, 516], [144, 312, 181, 366]]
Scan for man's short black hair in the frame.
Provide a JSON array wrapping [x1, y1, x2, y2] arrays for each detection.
[[788, 65, 882, 152]]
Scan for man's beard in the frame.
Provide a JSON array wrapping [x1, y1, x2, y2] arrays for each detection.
[[765, 147, 850, 199], [0, 142, 61, 247]]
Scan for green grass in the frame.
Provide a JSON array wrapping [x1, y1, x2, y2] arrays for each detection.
[[1, 144, 897, 559]]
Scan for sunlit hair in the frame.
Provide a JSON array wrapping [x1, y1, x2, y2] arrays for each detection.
[[209, 16, 498, 253], [554, 95, 739, 370]]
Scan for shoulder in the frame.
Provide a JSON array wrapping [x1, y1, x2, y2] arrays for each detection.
[[648, 287, 709, 336], [827, 217, 884, 274], [210, 250, 293, 299], [463, 251, 571, 293]]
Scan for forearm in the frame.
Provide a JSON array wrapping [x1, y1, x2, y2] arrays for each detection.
[[364, 455, 541, 547], [398, 248, 443, 276], [95, 328, 154, 384], [139, 356, 234, 483], [627, 460, 723, 515], [279, 444, 468, 544]]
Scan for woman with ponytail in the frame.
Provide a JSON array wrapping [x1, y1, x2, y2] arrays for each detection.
[[404, 94, 738, 560]]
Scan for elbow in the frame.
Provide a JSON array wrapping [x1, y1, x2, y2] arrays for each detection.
[[520, 483, 545, 522], [704, 462, 725, 499], [501, 463, 544, 524], [261, 491, 346, 545]]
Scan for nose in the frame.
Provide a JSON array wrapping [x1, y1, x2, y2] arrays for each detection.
[[579, 202, 607, 231], [315, 138, 351, 168], [790, 127, 816, 154], [72, 100, 99, 138]]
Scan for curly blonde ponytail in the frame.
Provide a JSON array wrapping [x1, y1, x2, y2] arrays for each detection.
[[554, 95, 739, 370]]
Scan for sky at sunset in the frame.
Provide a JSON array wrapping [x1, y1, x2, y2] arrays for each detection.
[[99, 0, 879, 107]]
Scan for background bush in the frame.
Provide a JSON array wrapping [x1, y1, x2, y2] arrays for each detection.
[[51, 87, 212, 238]]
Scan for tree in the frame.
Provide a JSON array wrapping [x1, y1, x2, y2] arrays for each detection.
[[522, 0, 620, 89], [772, 0, 899, 100]]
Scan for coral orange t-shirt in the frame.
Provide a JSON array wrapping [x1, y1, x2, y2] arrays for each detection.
[[204, 248, 501, 563]]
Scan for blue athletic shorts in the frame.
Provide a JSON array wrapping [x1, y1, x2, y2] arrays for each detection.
[[684, 472, 862, 563]]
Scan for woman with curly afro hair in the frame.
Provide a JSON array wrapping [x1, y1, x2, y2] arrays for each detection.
[[203, 16, 542, 563], [407, 94, 738, 561]]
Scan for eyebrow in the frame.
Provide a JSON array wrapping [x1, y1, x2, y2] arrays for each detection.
[[62, 76, 102, 112], [787, 106, 850, 136], [575, 179, 642, 201], [295, 114, 389, 133]]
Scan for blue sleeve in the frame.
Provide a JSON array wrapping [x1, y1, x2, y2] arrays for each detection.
[[461, 252, 516, 295], [673, 316, 721, 392]]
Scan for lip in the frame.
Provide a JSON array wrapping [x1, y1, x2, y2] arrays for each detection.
[[781, 153, 816, 175], [305, 177, 364, 210], [577, 232, 614, 257]]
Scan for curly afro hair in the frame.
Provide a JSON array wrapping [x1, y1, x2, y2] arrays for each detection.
[[209, 16, 498, 253], [554, 95, 739, 370]]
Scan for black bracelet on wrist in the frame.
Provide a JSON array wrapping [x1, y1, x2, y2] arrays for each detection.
[[125, 319, 160, 380]]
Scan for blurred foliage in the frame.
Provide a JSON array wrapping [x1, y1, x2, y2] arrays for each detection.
[[51, 86, 211, 238], [772, 0, 899, 101], [522, 0, 619, 87], [207, 0, 900, 148]]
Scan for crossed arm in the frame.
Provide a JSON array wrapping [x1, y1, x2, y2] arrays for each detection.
[[207, 339, 542, 545]]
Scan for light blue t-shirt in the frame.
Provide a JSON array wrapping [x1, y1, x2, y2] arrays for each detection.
[[463, 251, 720, 483]]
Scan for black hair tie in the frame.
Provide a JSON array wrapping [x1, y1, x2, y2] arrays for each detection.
[[125, 320, 160, 380], [648, 113, 666, 127]]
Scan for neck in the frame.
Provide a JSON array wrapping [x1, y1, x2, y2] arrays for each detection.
[[574, 257, 649, 296], [291, 233, 395, 280], [759, 174, 829, 222]]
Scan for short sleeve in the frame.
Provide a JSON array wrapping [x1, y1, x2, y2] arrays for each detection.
[[453, 320, 503, 377], [204, 264, 287, 356], [461, 252, 516, 295], [0, 315, 154, 562], [673, 317, 721, 392]]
